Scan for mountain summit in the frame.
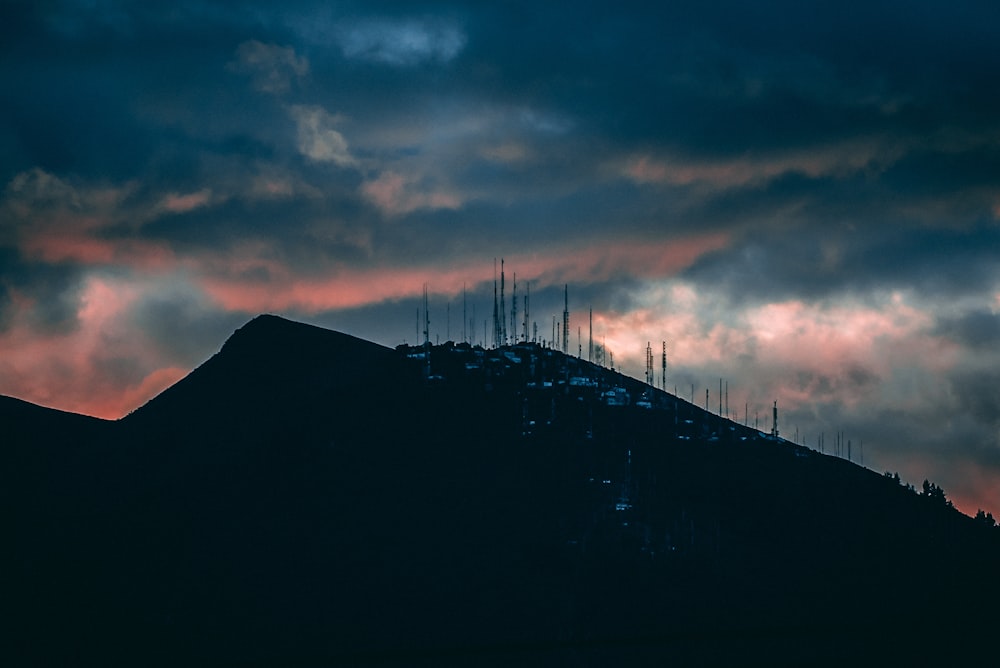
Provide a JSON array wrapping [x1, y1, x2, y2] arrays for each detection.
[[6, 315, 999, 665]]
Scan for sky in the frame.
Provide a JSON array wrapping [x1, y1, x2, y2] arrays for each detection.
[[2, 1, 1000, 515]]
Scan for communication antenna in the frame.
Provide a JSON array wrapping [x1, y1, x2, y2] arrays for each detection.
[[565, 287, 571, 352], [772, 400, 779, 438], [492, 259, 500, 348], [589, 308, 593, 362], [523, 281, 530, 342], [423, 283, 431, 378], [661, 341, 667, 391], [645, 342, 653, 385], [511, 273, 517, 344], [500, 259, 507, 345], [422, 283, 430, 346]]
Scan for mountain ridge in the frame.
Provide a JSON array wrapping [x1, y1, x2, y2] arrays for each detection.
[[5, 314, 999, 665]]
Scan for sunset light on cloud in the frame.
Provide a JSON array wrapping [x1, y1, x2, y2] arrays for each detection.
[[3, 1, 1000, 515]]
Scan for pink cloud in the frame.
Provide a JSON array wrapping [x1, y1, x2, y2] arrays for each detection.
[[159, 189, 213, 213], [623, 139, 903, 189], [361, 171, 462, 216], [198, 232, 731, 313], [4, 168, 176, 270], [0, 277, 186, 419], [595, 286, 954, 422], [21, 232, 175, 269]]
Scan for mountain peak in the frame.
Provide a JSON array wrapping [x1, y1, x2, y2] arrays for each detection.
[[221, 313, 386, 356], [123, 314, 397, 424], [223, 313, 324, 347]]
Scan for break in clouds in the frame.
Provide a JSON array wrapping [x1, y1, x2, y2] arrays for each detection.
[[1, 0, 1000, 514]]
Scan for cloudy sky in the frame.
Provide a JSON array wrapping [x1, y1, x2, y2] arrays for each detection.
[[3, 1, 1000, 514]]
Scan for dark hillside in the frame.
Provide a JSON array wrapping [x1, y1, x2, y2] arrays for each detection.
[[2, 394, 110, 443], [121, 313, 403, 432], [5, 315, 1000, 666]]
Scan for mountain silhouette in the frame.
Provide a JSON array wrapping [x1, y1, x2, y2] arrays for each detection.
[[5, 314, 999, 666]]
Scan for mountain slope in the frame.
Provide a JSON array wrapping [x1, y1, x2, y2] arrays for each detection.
[[5, 315, 999, 666], [122, 313, 401, 428]]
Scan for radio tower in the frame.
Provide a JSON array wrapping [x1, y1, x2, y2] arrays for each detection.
[[500, 259, 507, 345], [511, 273, 517, 344], [422, 283, 430, 346], [562, 285, 569, 353], [522, 281, 530, 342], [661, 341, 667, 391], [772, 400, 779, 438], [588, 308, 593, 362], [492, 260, 501, 348], [422, 283, 431, 377], [645, 342, 654, 385]]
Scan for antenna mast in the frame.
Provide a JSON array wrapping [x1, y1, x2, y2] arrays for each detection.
[[562, 284, 569, 353], [492, 259, 501, 348], [422, 283, 430, 346], [661, 341, 667, 391], [645, 342, 653, 385], [523, 281, 530, 342], [499, 259, 507, 345], [589, 308, 593, 362], [423, 283, 431, 377], [511, 273, 517, 344]]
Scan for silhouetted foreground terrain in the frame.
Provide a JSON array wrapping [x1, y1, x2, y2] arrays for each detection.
[[5, 315, 1000, 666]]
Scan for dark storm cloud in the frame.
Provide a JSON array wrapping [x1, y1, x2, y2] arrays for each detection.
[[0, 3, 246, 182], [2, 0, 996, 295], [0, 247, 82, 334], [948, 368, 1000, 433], [7, 0, 996, 277], [682, 221, 1000, 305], [445, 1, 1000, 157], [935, 311, 1000, 352]]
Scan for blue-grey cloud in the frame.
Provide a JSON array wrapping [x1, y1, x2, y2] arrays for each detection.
[[332, 17, 466, 66]]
